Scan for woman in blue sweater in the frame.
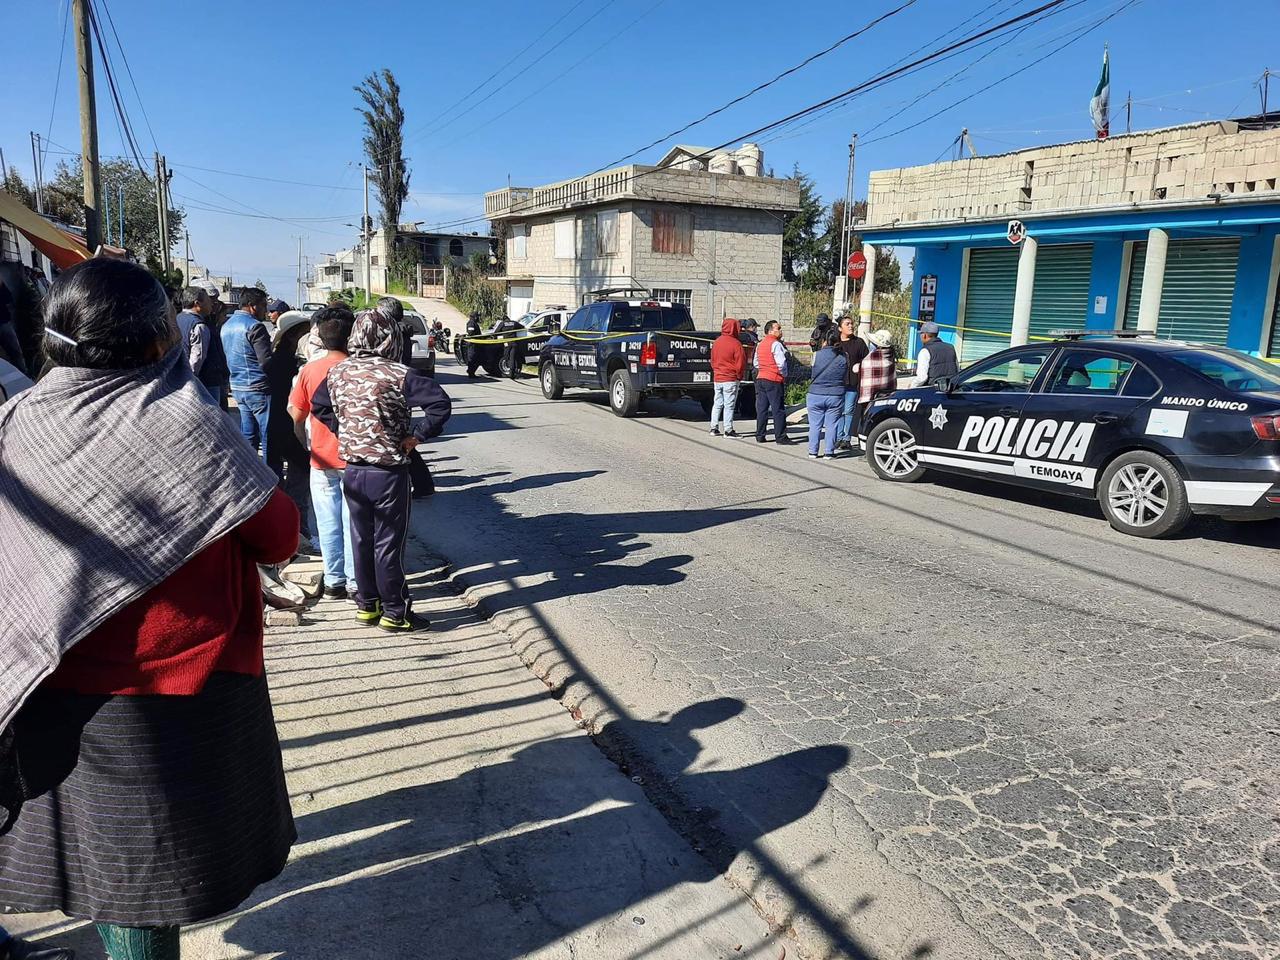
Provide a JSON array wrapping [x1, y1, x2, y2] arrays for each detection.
[[806, 327, 848, 459]]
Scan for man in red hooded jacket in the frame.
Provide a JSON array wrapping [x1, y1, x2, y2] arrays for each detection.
[[709, 317, 748, 437]]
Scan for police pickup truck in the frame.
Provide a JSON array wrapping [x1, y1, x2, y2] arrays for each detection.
[[861, 332, 1280, 538], [538, 294, 720, 417]]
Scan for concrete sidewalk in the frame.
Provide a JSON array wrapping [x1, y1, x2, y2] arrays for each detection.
[[4, 539, 780, 960]]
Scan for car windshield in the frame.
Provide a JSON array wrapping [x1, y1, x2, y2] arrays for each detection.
[[403, 315, 427, 335], [517, 313, 538, 327], [608, 304, 694, 332], [1169, 349, 1280, 394]]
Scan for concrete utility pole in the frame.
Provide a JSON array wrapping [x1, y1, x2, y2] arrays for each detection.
[[834, 132, 857, 316], [154, 152, 167, 268], [1262, 69, 1272, 121], [30, 134, 51, 275], [296, 234, 304, 306], [184, 230, 191, 287], [72, 0, 102, 252], [362, 163, 372, 299]]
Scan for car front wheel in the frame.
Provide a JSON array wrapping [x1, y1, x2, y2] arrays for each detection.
[[865, 417, 926, 482], [1098, 450, 1191, 538]]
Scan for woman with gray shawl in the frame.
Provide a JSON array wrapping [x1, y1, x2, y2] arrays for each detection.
[[0, 259, 299, 960]]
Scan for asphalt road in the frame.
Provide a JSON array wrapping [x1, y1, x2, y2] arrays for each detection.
[[414, 355, 1280, 960]]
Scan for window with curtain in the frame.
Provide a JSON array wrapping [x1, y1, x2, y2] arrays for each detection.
[[596, 210, 618, 256], [652, 208, 693, 255]]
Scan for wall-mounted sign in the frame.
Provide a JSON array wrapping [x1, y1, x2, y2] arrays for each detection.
[[1007, 219, 1027, 245], [919, 274, 938, 324]]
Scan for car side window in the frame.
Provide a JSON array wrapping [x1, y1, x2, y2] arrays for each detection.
[[1043, 349, 1135, 396], [1121, 363, 1160, 398], [565, 306, 592, 332], [954, 349, 1051, 393], [586, 303, 611, 332]]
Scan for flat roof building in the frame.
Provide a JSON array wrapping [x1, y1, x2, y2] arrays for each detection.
[[857, 118, 1280, 363]]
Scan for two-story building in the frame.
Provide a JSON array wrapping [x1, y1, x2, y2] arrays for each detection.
[[857, 117, 1280, 364], [484, 143, 799, 331]]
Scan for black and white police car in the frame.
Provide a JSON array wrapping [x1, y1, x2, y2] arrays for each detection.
[[861, 332, 1280, 538]]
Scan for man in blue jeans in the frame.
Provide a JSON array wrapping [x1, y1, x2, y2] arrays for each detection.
[[220, 287, 275, 469]]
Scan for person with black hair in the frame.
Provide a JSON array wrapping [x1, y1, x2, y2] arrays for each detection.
[[220, 286, 275, 467], [0, 257, 298, 960], [464, 310, 485, 378], [807, 312, 833, 351], [289, 306, 357, 599], [806, 327, 848, 459]]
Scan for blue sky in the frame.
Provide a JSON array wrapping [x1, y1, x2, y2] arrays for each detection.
[[2, 0, 1274, 296]]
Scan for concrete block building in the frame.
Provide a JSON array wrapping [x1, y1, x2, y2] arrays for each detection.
[[484, 144, 799, 330], [857, 118, 1280, 363]]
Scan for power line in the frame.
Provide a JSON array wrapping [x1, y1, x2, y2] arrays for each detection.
[[597, 0, 921, 170], [43, 0, 71, 169], [435, 0, 670, 152], [860, 0, 1141, 146], [85, 0, 148, 174], [95, 0, 158, 153], [405, 0, 595, 142]]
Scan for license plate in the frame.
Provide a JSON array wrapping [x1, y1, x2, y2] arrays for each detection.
[[693, 372, 710, 383]]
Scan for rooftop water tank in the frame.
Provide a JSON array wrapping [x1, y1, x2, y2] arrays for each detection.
[[735, 143, 763, 177]]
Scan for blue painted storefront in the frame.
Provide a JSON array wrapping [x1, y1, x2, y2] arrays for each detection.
[[864, 202, 1280, 360]]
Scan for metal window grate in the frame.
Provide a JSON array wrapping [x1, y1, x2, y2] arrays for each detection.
[[650, 288, 692, 307]]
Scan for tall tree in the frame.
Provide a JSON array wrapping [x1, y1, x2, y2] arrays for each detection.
[[489, 219, 509, 275], [782, 165, 824, 287], [355, 69, 411, 234], [2, 170, 36, 209], [820, 197, 900, 295], [44, 158, 183, 262]]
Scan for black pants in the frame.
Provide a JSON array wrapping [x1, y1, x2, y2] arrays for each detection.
[[504, 342, 525, 379], [755, 379, 786, 441], [343, 464, 412, 620]]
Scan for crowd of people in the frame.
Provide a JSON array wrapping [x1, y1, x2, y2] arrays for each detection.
[[0, 259, 452, 960], [709, 310, 905, 459]]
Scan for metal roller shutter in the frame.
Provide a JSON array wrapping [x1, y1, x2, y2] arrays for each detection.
[[1268, 280, 1280, 358], [960, 247, 1018, 364], [1123, 238, 1239, 344], [1029, 243, 1093, 341]]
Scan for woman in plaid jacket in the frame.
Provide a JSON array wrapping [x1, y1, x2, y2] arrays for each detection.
[[856, 329, 899, 439]]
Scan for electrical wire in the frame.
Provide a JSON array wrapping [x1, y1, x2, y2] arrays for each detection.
[[596, 0, 921, 171], [43, 0, 71, 169], [859, 0, 1141, 147], [95, 0, 158, 153], [433, 0, 670, 152], [85, 0, 149, 175], [404, 0, 596, 142]]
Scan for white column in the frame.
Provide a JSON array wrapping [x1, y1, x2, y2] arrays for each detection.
[[857, 243, 876, 336], [1136, 227, 1169, 332], [1010, 235, 1038, 347]]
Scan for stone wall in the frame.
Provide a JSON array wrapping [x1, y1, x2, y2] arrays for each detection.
[[867, 121, 1280, 227]]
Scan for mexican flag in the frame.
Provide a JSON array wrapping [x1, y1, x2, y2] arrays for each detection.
[[1090, 47, 1110, 139]]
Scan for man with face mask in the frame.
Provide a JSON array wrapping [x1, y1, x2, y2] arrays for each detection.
[[310, 307, 452, 633]]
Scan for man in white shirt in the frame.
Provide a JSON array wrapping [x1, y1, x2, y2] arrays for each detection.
[[911, 321, 959, 387]]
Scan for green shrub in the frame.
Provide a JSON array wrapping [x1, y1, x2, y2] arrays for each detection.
[[446, 262, 505, 321], [784, 380, 810, 406]]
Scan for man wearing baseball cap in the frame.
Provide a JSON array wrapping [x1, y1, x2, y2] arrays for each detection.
[[267, 299, 291, 325], [911, 320, 958, 387]]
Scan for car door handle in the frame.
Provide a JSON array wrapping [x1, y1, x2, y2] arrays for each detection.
[[1093, 413, 1119, 424], [999, 406, 1020, 416]]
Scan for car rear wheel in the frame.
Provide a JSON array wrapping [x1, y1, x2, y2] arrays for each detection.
[[865, 418, 926, 482], [498, 351, 514, 378], [1098, 450, 1191, 538], [609, 369, 640, 418], [540, 362, 564, 400]]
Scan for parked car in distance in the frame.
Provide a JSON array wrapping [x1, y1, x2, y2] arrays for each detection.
[[403, 311, 436, 376], [300, 302, 327, 316]]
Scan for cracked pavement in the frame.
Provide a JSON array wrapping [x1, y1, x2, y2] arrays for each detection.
[[420, 359, 1280, 960]]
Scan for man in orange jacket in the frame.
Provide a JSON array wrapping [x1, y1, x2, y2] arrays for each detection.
[[754, 320, 793, 444]]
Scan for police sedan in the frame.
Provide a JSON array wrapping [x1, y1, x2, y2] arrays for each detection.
[[860, 332, 1280, 538]]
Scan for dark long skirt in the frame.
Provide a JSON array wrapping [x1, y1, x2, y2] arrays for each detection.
[[0, 671, 294, 926]]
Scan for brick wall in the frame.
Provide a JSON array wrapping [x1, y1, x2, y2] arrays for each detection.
[[867, 121, 1280, 227]]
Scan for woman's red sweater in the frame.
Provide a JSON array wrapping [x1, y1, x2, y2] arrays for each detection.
[[45, 488, 299, 696]]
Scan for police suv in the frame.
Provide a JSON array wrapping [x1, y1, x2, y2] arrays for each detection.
[[861, 332, 1280, 538]]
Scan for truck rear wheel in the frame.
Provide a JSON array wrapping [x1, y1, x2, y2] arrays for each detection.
[[609, 369, 640, 417], [540, 362, 564, 400]]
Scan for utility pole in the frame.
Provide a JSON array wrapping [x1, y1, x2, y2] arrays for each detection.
[[835, 132, 857, 315], [0, 147, 7, 182], [153, 152, 173, 272], [1125, 91, 1132, 134], [362, 163, 372, 300], [296, 234, 304, 306], [29, 133, 51, 274], [1262, 69, 1271, 121], [961, 128, 979, 158], [72, 0, 102, 251], [184, 230, 191, 287]]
